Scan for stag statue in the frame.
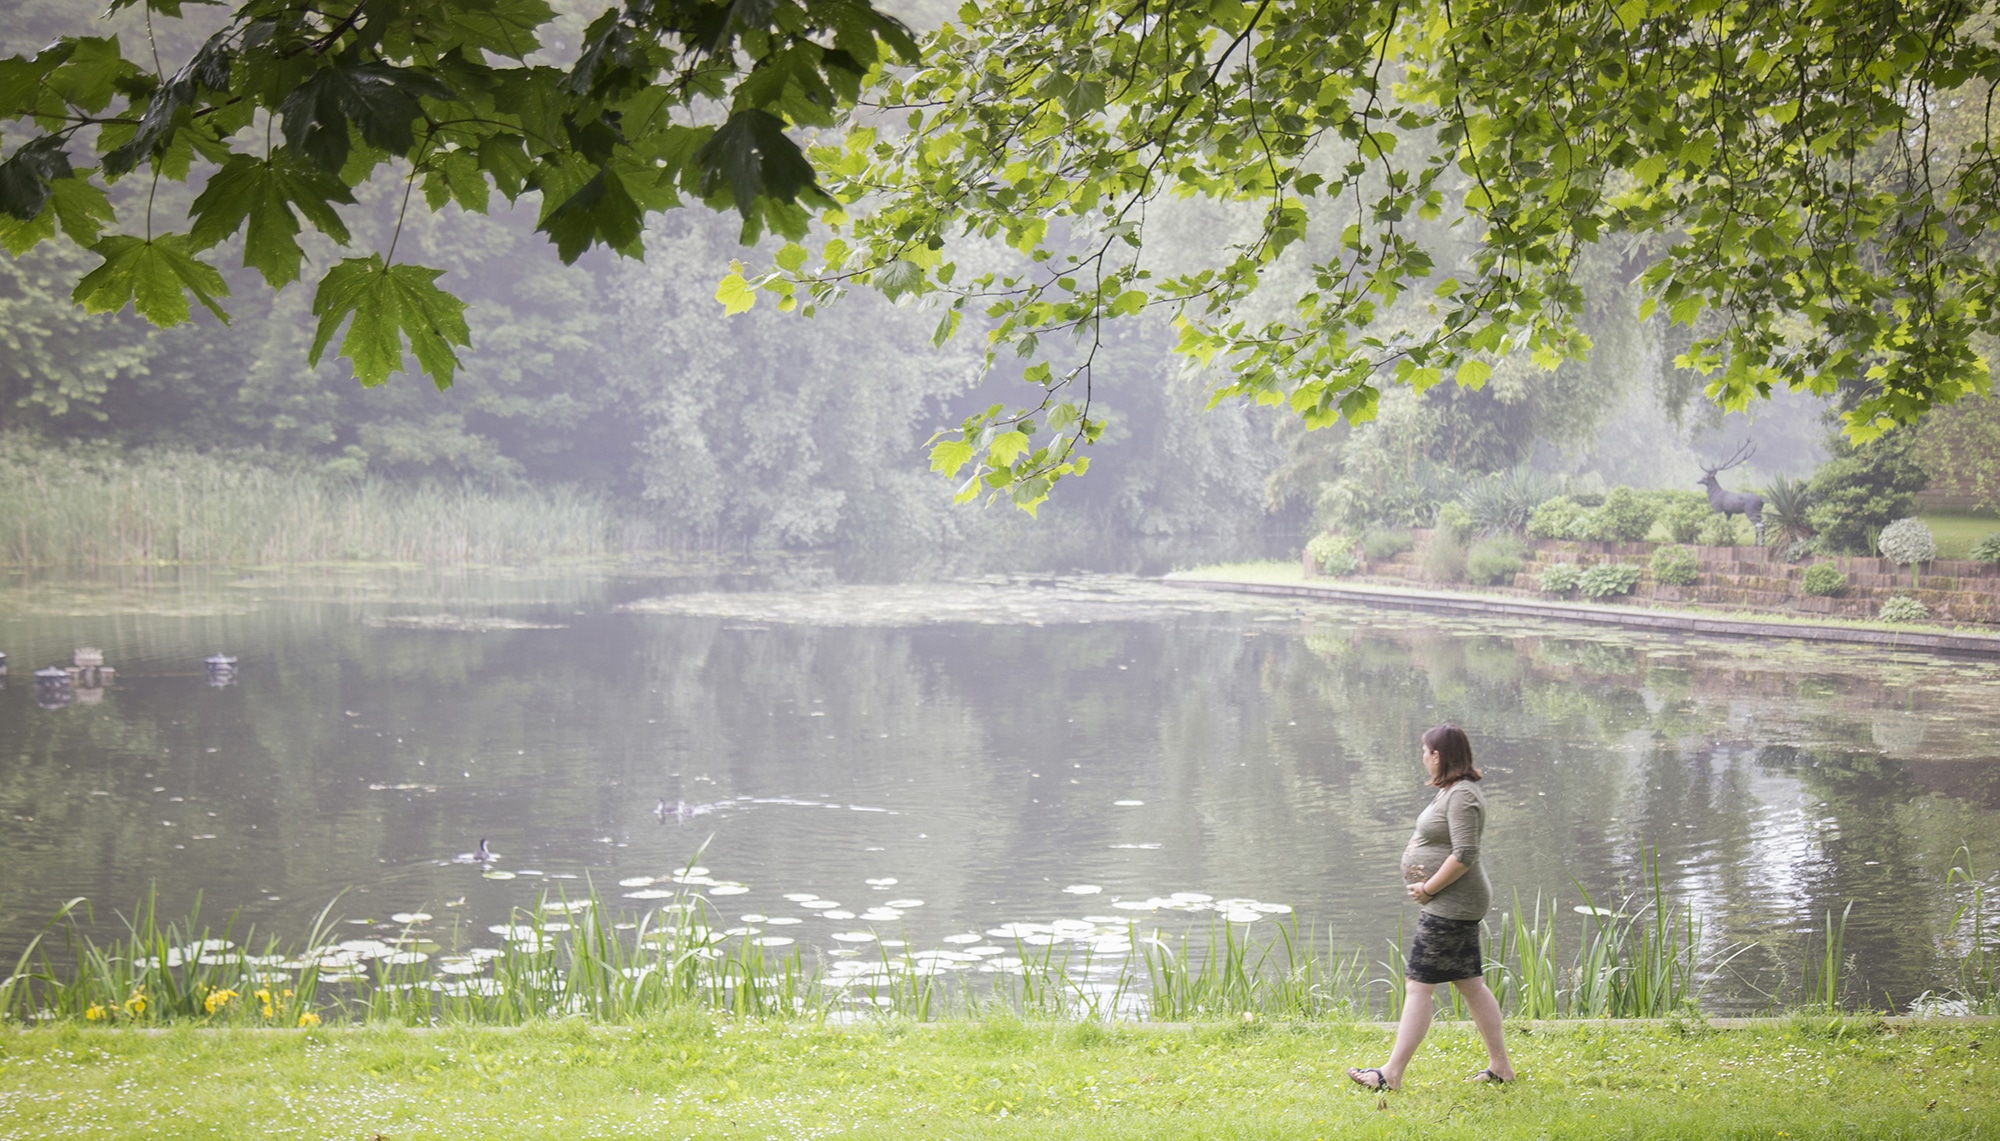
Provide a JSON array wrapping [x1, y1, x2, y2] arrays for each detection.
[[1698, 442, 1765, 540]]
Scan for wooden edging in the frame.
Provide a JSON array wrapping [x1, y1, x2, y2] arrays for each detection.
[[1171, 577, 2000, 659]]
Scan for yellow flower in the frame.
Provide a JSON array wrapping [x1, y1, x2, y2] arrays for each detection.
[[123, 989, 147, 1016], [84, 1004, 107, 1021], [297, 1011, 321, 1028], [204, 988, 238, 1014]]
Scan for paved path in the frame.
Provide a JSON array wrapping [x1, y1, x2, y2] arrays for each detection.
[[1172, 575, 2000, 659]]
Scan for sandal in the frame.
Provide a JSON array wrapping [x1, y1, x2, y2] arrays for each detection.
[[1347, 1067, 1396, 1091], [1467, 1068, 1511, 1084]]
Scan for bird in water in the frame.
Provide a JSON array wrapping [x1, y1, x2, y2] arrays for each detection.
[[454, 838, 498, 864]]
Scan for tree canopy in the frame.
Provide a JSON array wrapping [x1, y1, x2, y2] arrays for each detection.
[[3, 0, 1997, 509]]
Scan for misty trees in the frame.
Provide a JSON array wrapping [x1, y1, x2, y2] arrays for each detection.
[[3, 0, 1998, 509]]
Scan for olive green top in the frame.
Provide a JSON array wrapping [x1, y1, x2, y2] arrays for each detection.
[[1399, 780, 1492, 921]]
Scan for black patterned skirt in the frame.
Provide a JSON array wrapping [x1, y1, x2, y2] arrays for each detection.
[[1406, 912, 1484, 984]]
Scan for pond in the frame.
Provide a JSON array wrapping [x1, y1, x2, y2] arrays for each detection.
[[2, 568, 1997, 1013]]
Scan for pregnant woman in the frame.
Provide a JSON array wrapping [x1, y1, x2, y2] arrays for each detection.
[[1347, 724, 1515, 1090]]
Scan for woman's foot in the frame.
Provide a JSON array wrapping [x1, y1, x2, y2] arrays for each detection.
[[1347, 1067, 1398, 1091], [1467, 1067, 1514, 1083]]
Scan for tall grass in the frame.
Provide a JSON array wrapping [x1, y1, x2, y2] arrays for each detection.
[[0, 436, 657, 566], [3, 869, 1872, 1028]]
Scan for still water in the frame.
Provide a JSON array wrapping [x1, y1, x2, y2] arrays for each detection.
[[3, 569, 1998, 1012]]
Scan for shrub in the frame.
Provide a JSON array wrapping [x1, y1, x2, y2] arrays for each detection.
[[1458, 468, 1555, 536], [1805, 427, 1928, 553], [1654, 491, 1713, 543], [1418, 531, 1468, 582], [1972, 532, 2000, 565], [1538, 563, 1584, 594], [1305, 532, 1357, 576], [1877, 517, 1937, 566], [1586, 487, 1659, 543], [1527, 497, 1585, 539], [1760, 475, 1815, 547], [1578, 562, 1644, 598], [1697, 513, 1743, 546], [1361, 528, 1415, 560], [1878, 595, 1930, 623], [1466, 537, 1527, 585], [1433, 502, 1475, 545], [1800, 563, 1846, 596], [1649, 545, 1700, 587], [1780, 538, 1817, 563]]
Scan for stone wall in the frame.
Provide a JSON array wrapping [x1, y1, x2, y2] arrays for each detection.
[[1319, 533, 2000, 626]]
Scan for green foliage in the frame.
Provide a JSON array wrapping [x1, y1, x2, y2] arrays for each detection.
[[1806, 429, 1929, 554], [1655, 491, 1714, 544], [1578, 562, 1644, 599], [1434, 501, 1474, 545], [1698, 513, 1744, 547], [1538, 562, 1584, 594], [0, 0, 918, 389], [1760, 476, 1815, 547], [1971, 533, 2000, 565], [1305, 532, 1357, 576], [779, 0, 2000, 506], [1650, 545, 1700, 587], [1418, 530, 1467, 583], [1877, 517, 1937, 566], [1878, 595, 1930, 623], [1800, 563, 1847, 597], [1361, 528, 1415, 561], [1467, 536, 1527, 586], [1457, 467, 1557, 536], [1527, 496, 1585, 540], [0, 435, 631, 565], [1572, 486, 1659, 543]]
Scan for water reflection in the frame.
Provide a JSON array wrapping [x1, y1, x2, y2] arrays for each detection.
[[2, 569, 1998, 1012]]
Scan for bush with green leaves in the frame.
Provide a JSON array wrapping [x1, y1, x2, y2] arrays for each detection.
[[1433, 502, 1475, 545], [1654, 491, 1715, 543], [1419, 532, 1468, 582], [1650, 545, 1701, 587], [1780, 538, 1818, 563], [1527, 497, 1585, 540], [1760, 476, 1815, 547], [1697, 513, 1744, 546], [1579, 562, 1644, 598], [1806, 429, 1929, 554], [1362, 529, 1415, 560], [1972, 533, 2000, 565], [1878, 595, 1930, 623], [1576, 487, 1659, 543], [1467, 537, 1528, 586], [1304, 532, 1357, 576], [1877, 517, 1937, 566], [1538, 563, 1585, 594], [1457, 469, 1556, 536], [1800, 563, 1847, 596]]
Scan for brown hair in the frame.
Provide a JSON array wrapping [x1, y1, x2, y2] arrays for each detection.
[[1423, 724, 1481, 787]]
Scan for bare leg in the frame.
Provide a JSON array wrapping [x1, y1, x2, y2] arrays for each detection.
[[1450, 975, 1515, 1081], [1348, 978, 1437, 1090]]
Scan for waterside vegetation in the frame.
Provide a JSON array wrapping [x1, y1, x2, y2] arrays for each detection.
[[0, 438, 643, 567], [5, 852, 1992, 1032]]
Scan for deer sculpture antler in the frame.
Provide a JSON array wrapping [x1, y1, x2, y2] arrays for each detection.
[[1700, 440, 1756, 476]]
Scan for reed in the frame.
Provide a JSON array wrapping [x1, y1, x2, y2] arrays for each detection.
[[0, 436, 656, 566], [1932, 849, 1999, 1014], [0, 866, 1876, 1029]]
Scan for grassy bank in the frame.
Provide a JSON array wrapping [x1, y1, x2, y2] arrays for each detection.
[[2, 1016, 1995, 1139], [0, 436, 651, 566]]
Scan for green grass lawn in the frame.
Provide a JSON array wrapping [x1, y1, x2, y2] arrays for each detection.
[[2, 1016, 1994, 1139], [1919, 513, 2000, 561]]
